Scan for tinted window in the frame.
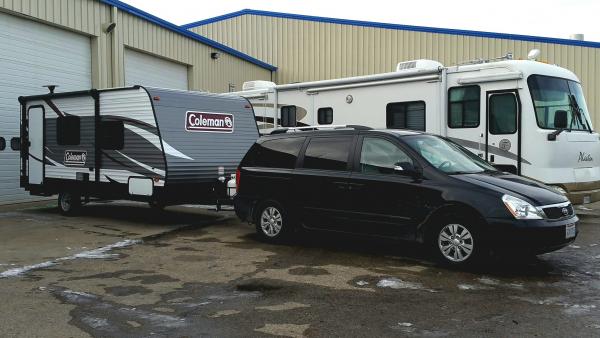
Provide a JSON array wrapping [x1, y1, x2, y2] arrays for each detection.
[[386, 101, 425, 131], [448, 86, 480, 128], [10, 137, 20, 151], [281, 106, 297, 127], [318, 107, 333, 125], [360, 137, 413, 175], [0, 137, 5, 151], [57, 116, 80, 145], [489, 93, 518, 134], [253, 137, 305, 169], [302, 136, 352, 171], [100, 121, 124, 150]]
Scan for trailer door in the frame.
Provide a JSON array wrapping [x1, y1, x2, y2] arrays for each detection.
[[27, 106, 45, 185], [486, 90, 520, 174]]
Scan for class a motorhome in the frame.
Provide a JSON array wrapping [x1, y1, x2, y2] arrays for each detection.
[[19, 86, 259, 214], [234, 51, 600, 204]]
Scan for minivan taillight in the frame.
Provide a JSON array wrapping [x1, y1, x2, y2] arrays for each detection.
[[236, 167, 241, 191]]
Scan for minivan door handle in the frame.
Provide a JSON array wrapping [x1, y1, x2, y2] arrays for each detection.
[[333, 181, 349, 190], [347, 182, 364, 190]]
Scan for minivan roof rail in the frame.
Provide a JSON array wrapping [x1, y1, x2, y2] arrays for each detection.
[[270, 125, 372, 134]]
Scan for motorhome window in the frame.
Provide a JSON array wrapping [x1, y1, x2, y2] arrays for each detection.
[[56, 116, 80, 145], [302, 136, 352, 171], [528, 75, 593, 131], [489, 93, 517, 134], [360, 137, 413, 175], [448, 86, 480, 128], [281, 106, 297, 127], [318, 107, 333, 125], [10, 137, 20, 151], [100, 121, 124, 150], [254, 137, 306, 169], [0, 137, 5, 151], [386, 101, 426, 131]]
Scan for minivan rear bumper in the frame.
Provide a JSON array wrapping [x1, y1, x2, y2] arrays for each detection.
[[233, 195, 255, 223], [485, 216, 578, 254]]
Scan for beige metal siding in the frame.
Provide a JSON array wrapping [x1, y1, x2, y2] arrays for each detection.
[[0, 0, 271, 92], [192, 15, 600, 127]]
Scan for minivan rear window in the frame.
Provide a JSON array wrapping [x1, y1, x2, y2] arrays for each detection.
[[244, 137, 305, 169], [302, 136, 353, 171]]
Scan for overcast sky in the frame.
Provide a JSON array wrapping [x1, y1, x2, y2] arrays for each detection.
[[121, 0, 600, 42]]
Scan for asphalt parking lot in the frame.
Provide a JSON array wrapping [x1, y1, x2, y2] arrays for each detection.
[[1, 202, 600, 337]]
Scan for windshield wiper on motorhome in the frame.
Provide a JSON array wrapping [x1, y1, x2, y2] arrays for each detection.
[[569, 94, 592, 133]]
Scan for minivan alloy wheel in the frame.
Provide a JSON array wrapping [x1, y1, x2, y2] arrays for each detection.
[[438, 223, 474, 262], [260, 207, 283, 237]]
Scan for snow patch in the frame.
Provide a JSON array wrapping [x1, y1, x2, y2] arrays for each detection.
[[356, 280, 369, 286], [457, 283, 493, 291], [563, 304, 597, 315], [377, 278, 436, 292], [477, 277, 500, 286], [0, 239, 141, 278], [569, 245, 581, 249], [81, 316, 110, 329]]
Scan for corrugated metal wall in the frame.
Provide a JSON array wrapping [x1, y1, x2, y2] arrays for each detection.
[[191, 14, 600, 127], [0, 0, 272, 92]]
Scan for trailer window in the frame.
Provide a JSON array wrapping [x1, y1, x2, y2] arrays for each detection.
[[386, 101, 425, 131], [281, 106, 297, 127], [489, 93, 518, 134], [318, 107, 333, 125], [251, 137, 306, 169], [448, 86, 480, 128], [10, 137, 20, 151], [0, 137, 5, 151], [100, 121, 124, 150], [56, 116, 81, 145], [302, 136, 353, 171]]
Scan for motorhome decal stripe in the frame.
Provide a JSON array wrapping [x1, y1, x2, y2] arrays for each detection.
[[101, 150, 134, 168], [103, 115, 156, 129], [104, 175, 119, 183], [124, 124, 193, 160], [115, 151, 166, 177], [29, 154, 44, 163], [43, 99, 65, 117], [45, 156, 65, 167], [447, 137, 531, 165]]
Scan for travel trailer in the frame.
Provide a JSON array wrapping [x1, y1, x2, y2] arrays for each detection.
[[19, 86, 259, 214], [234, 52, 600, 204]]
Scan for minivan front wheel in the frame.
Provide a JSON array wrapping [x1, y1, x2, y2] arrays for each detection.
[[255, 201, 290, 242], [432, 221, 482, 266]]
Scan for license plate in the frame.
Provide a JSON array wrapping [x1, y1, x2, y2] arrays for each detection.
[[565, 223, 577, 239]]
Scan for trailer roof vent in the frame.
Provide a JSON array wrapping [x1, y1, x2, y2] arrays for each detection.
[[242, 80, 276, 91], [395, 59, 444, 72]]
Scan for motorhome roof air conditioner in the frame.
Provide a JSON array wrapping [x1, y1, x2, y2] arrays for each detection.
[[395, 59, 444, 72]]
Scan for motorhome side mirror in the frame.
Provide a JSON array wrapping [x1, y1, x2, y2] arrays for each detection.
[[554, 110, 568, 129], [394, 162, 419, 177]]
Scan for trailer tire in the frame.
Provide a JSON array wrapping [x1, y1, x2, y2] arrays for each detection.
[[58, 192, 81, 216], [254, 200, 292, 243]]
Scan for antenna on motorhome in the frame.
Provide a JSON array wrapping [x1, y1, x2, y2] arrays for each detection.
[[43, 85, 58, 94], [457, 52, 514, 66]]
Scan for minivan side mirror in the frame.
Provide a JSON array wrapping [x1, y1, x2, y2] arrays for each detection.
[[394, 161, 420, 178], [554, 110, 568, 129]]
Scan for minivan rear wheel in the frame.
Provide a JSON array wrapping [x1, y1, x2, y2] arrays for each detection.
[[430, 219, 483, 266], [255, 201, 290, 242]]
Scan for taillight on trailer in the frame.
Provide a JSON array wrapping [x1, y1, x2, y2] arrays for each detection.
[[236, 167, 241, 191]]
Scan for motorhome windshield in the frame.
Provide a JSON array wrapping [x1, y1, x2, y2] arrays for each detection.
[[404, 135, 497, 174], [528, 75, 593, 131]]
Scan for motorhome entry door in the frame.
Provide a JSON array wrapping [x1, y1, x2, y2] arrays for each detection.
[[486, 90, 521, 174], [27, 106, 45, 185]]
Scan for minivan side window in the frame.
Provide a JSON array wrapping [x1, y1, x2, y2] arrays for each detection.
[[281, 106, 297, 127], [302, 136, 353, 171], [489, 93, 518, 134], [386, 101, 425, 131], [360, 137, 413, 175], [252, 137, 305, 169], [318, 107, 333, 125], [448, 86, 480, 128]]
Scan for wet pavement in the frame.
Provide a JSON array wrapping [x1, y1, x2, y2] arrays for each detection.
[[1, 201, 600, 337]]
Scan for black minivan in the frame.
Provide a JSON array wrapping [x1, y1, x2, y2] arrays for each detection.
[[234, 126, 578, 266]]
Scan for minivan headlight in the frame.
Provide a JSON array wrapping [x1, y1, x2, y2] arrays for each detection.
[[502, 194, 545, 220]]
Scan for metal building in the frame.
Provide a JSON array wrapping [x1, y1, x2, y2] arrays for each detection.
[[0, 1, 276, 204], [183, 9, 600, 127]]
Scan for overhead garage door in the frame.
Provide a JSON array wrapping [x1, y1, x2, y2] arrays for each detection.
[[125, 49, 189, 90], [0, 12, 92, 205]]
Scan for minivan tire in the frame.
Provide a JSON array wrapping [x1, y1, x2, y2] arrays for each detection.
[[254, 200, 291, 243], [429, 217, 484, 267], [58, 191, 81, 216]]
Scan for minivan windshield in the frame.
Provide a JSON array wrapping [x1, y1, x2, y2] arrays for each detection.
[[404, 135, 497, 174], [528, 75, 593, 131]]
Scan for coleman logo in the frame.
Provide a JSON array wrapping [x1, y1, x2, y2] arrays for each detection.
[[578, 152, 593, 162], [64, 150, 87, 166], [185, 111, 234, 133]]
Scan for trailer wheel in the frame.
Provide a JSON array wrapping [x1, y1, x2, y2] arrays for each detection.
[[254, 200, 291, 243], [58, 192, 81, 216]]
